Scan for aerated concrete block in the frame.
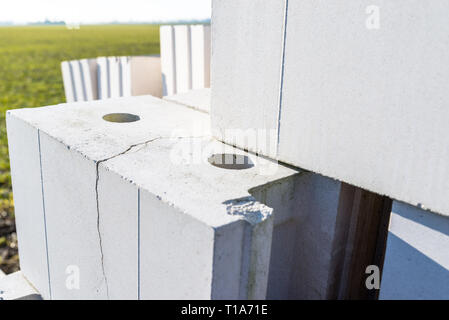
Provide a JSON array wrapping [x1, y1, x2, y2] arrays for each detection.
[[191, 24, 211, 90], [278, 0, 449, 217], [211, 0, 449, 217], [160, 25, 177, 96], [8, 94, 353, 299], [129, 56, 162, 98], [174, 25, 192, 94], [6, 96, 210, 299], [211, 0, 286, 157], [8, 95, 349, 299]]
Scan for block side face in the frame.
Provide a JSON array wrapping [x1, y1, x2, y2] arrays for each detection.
[[130, 56, 163, 98], [174, 25, 192, 94], [210, 221, 246, 299], [160, 25, 177, 96], [288, 174, 341, 299], [279, 1, 449, 216], [139, 190, 214, 299], [191, 24, 211, 90], [6, 114, 50, 299], [98, 166, 138, 299], [87, 59, 98, 100], [39, 132, 106, 299], [265, 172, 342, 299], [61, 61, 75, 103], [211, 0, 285, 155]]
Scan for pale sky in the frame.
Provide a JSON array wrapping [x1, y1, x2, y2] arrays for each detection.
[[0, 0, 212, 24]]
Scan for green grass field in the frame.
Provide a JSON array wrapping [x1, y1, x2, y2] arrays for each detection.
[[0, 24, 160, 273]]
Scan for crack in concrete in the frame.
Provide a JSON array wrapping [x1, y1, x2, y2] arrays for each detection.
[[92, 134, 209, 298], [93, 136, 161, 298]]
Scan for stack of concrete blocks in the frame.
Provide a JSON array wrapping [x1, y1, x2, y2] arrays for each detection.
[[61, 56, 162, 103], [160, 24, 211, 96], [212, 0, 449, 299], [7, 1, 449, 300], [7, 92, 354, 299]]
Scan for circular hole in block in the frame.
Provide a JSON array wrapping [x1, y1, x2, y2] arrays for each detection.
[[208, 153, 254, 170], [103, 113, 140, 123]]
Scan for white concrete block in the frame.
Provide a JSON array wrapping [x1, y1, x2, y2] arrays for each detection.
[[164, 88, 210, 113], [61, 61, 75, 103], [79, 59, 97, 101], [277, 0, 449, 217], [0, 271, 42, 300], [120, 56, 132, 97], [211, 0, 286, 156], [8, 96, 293, 299], [174, 25, 192, 94], [191, 24, 211, 90], [6, 96, 209, 299], [61, 59, 97, 102], [97, 163, 138, 299], [108, 57, 121, 98], [102, 137, 288, 299], [160, 25, 177, 96], [381, 201, 449, 299], [6, 115, 51, 299], [130, 56, 162, 98], [212, 0, 449, 217], [97, 57, 110, 99], [14, 92, 387, 299], [69, 60, 85, 101], [8, 94, 351, 299]]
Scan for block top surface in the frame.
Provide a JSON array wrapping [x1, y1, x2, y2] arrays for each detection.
[[8, 95, 300, 228], [102, 136, 300, 227], [7, 95, 210, 162]]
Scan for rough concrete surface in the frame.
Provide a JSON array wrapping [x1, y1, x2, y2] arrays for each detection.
[[9, 95, 347, 299]]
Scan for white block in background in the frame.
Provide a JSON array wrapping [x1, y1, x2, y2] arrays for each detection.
[[120, 56, 132, 97], [97, 57, 110, 100], [108, 57, 121, 98], [96, 56, 162, 100], [174, 25, 192, 94], [6, 116, 51, 299], [69, 60, 85, 101], [160, 25, 177, 96], [61, 61, 75, 103], [211, 0, 286, 156], [80, 59, 98, 101], [130, 56, 162, 98], [61, 59, 97, 102], [191, 24, 211, 90]]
